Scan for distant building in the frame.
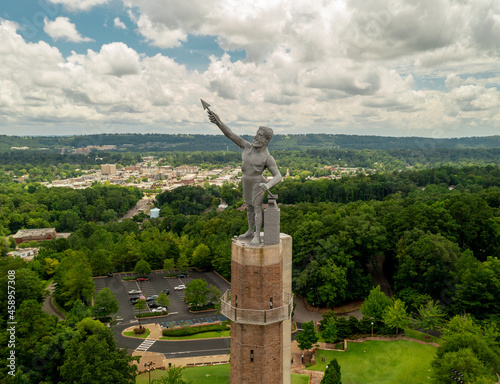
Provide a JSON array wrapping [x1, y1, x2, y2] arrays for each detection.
[[73, 148, 91, 154], [125, 166, 141, 172], [8, 248, 38, 260], [12, 228, 57, 245], [150, 208, 160, 218], [175, 165, 200, 176], [88, 145, 117, 151], [101, 164, 117, 175]]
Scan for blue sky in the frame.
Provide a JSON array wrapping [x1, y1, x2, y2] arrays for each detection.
[[0, 0, 499, 138]]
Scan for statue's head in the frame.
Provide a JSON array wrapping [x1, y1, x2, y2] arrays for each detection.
[[252, 126, 274, 148]]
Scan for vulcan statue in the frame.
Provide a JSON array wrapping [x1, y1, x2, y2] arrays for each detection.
[[202, 100, 282, 245]]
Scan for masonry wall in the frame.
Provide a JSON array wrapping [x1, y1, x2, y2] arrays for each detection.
[[230, 236, 291, 384]]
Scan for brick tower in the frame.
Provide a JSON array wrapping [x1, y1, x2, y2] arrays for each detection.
[[221, 228, 292, 384]]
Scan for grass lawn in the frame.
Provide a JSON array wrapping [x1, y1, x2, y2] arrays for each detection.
[[161, 331, 231, 340], [123, 329, 150, 338], [309, 340, 436, 384], [135, 364, 308, 384]]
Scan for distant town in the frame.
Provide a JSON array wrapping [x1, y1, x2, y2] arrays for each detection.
[[41, 156, 241, 191]]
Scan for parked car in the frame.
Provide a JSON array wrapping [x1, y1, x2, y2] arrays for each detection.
[[161, 289, 170, 295], [176, 274, 186, 278], [174, 284, 186, 291], [146, 295, 159, 301], [129, 295, 140, 301], [148, 301, 159, 308], [128, 290, 141, 294], [151, 307, 166, 313], [130, 298, 140, 304], [107, 272, 113, 277], [136, 277, 149, 281]]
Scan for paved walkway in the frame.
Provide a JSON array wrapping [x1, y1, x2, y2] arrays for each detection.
[[127, 323, 230, 372], [290, 339, 325, 383], [127, 322, 315, 381]]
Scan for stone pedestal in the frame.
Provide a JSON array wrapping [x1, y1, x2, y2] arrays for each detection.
[[222, 234, 292, 384]]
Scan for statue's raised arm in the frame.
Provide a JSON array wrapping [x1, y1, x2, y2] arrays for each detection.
[[202, 99, 282, 246], [201, 99, 248, 149]]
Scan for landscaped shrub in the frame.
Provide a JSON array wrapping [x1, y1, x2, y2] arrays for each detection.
[[134, 327, 146, 334], [189, 304, 216, 312], [137, 310, 168, 318], [162, 323, 229, 337]]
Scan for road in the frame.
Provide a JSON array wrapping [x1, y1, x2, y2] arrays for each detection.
[[113, 321, 231, 357], [119, 198, 151, 222]]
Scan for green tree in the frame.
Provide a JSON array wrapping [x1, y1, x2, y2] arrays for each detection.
[[53, 251, 95, 309], [416, 300, 445, 331], [60, 318, 138, 384], [151, 365, 190, 384], [135, 299, 147, 327], [156, 292, 170, 308], [432, 348, 495, 384], [89, 249, 112, 276], [66, 299, 91, 325], [191, 243, 212, 271], [296, 320, 319, 351], [321, 358, 342, 384], [360, 285, 392, 321], [319, 310, 337, 331], [394, 230, 461, 299], [432, 315, 500, 382], [134, 258, 152, 277], [450, 253, 500, 319], [163, 258, 175, 270], [322, 318, 338, 344], [334, 317, 352, 339], [184, 279, 220, 310], [176, 253, 190, 272], [0, 267, 46, 316], [382, 299, 409, 334], [92, 288, 119, 320]]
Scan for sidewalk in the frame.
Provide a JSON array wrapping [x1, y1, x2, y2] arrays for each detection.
[[127, 323, 320, 382], [290, 340, 325, 384], [126, 323, 230, 371]]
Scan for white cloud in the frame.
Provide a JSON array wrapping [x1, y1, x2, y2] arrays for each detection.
[[2, 0, 500, 137], [47, 0, 109, 12], [113, 17, 127, 30], [44, 17, 94, 43]]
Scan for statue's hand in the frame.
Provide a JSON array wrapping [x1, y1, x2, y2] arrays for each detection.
[[259, 183, 269, 191], [208, 111, 221, 126]]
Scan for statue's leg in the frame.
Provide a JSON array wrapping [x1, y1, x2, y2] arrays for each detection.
[[249, 206, 262, 245], [238, 205, 255, 239]]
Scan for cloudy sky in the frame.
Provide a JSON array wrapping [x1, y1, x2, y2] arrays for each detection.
[[0, 0, 499, 138]]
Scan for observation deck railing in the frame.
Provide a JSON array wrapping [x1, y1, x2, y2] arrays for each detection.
[[220, 289, 293, 325]]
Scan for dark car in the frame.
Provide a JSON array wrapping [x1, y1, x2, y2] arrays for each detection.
[[107, 272, 113, 277], [176, 274, 186, 278], [161, 289, 170, 295], [129, 295, 140, 301], [136, 277, 149, 282], [148, 301, 159, 308]]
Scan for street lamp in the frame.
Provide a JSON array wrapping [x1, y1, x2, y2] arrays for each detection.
[[144, 361, 156, 383], [371, 322, 374, 337]]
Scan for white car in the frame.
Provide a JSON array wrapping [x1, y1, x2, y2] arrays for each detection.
[[151, 307, 166, 313], [128, 290, 141, 294], [174, 284, 186, 291]]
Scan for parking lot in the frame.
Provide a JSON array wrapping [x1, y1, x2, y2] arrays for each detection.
[[93, 269, 230, 328]]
